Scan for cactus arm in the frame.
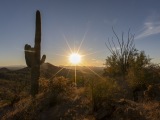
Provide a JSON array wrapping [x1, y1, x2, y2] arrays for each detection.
[[24, 44, 33, 67], [40, 55, 46, 65]]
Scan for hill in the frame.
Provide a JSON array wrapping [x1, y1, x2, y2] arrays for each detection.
[[0, 67, 10, 73], [40, 62, 75, 79], [0, 63, 84, 81]]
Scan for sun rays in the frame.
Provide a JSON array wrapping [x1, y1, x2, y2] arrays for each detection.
[[60, 32, 105, 85], [45, 28, 105, 86], [20, 30, 105, 86]]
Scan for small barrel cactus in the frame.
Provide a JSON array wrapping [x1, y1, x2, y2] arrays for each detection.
[[24, 10, 46, 97]]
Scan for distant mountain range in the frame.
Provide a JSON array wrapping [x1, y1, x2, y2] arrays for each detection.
[[0, 64, 104, 71], [0, 63, 81, 80], [0, 65, 26, 70], [0, 63, 104, 81], [0, 67, 10, 72]]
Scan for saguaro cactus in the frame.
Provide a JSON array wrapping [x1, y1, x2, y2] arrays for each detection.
[[24, 10, 46, 97]]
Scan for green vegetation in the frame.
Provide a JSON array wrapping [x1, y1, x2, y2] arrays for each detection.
[[103, 29, 160, 100]]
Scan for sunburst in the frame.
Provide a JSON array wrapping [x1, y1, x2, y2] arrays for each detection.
[[69, 53, 81, 65], [47, 29, 105, 86], [62, 34, 105, 86]]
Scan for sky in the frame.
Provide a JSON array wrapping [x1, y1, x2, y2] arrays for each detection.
[[1, 0, 160, 67]]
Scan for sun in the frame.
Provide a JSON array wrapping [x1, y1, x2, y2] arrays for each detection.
[[69, 53, 81, 65]]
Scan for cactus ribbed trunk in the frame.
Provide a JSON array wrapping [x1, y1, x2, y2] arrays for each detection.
[[31, 65, 39, 96], [35, 10, 41, 66], [31, 10, 41, 96], [24, 10, 46, 97]]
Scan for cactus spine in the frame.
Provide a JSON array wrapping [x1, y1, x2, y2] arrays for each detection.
[[24, 10, 46, 97]]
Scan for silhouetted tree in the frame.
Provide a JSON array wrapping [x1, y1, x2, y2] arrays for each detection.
[[104, 28, 137, 80], [103, 28, 160, 100]]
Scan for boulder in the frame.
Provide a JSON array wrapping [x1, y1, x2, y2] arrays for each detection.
[[94, 99, 146, 120], [144, 84, 160, 101]]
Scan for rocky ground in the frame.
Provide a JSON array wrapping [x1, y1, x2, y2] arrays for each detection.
[[39, 87, 95, 120], [1, 83, 160, 120]]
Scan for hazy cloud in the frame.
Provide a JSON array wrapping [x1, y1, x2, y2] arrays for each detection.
[[135, 12, 160, 40], [135, 22, 160, 39]]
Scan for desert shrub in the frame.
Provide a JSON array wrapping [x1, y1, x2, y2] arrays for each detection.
[[1, 97, 38, 120], [126, 56, 160, 101], [1, 77, 71, 120], [47, 77, 68, 103], [39, 76, 71, 106], [0, 79, 29, 106], [103, 29, 160, 100], [89, 77, 121, 111], [126, 51, 151, 88], [144, 64, 160, 84]]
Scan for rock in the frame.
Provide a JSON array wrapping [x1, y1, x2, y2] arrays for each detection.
[[95, 109, 111, 120], [112, 107, 145, 120], [94, 100, 116, 120], [144, 84, 160, 101], [133, 84, 147, 102], [93, 99, 147, 120]]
